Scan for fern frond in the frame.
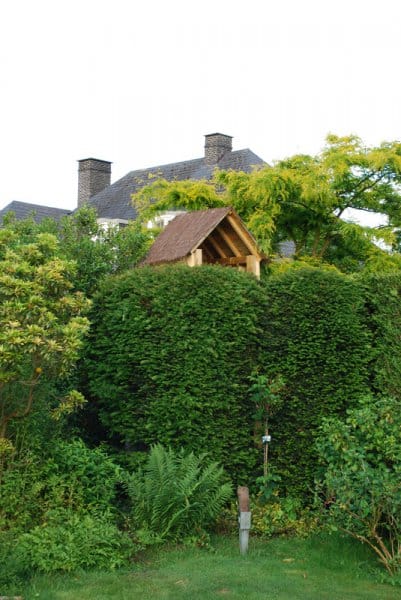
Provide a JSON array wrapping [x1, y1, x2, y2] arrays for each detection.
[[127, 445, 233, 540]]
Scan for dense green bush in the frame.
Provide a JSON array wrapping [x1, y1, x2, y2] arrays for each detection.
[[0, 438, 129, 581], [18, 511, 133, 573], [0, 439, 124, 533], [85, 265, 265, 481], [128, 444, 232, 542], [360, 273, 401, 398], [259, 267, 371, 496], [317, 395, 401, 576], [0, 530, 27, 591]]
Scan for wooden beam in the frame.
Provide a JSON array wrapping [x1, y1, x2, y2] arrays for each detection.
[[215, 224, 242, 256], [226, 214, 261, 258], [216, 256, 247, 265], [200, 242, 215, 261], [207, 234, 229, 258]]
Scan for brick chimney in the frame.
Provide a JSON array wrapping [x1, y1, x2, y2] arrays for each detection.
[[77, 158, 112, 207], [204, 133, 233, 165]]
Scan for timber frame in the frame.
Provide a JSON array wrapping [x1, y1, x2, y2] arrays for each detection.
[[142, 207, 264, 278]]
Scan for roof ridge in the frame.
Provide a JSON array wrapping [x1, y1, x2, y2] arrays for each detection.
[[124, 148, 257, 178], [5, 200, 71, 211]]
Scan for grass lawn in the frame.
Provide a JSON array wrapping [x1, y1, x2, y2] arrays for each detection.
[[17, 533, 400, 600]]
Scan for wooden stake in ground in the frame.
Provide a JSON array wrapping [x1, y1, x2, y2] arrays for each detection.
[[237, 486, 251, 555]]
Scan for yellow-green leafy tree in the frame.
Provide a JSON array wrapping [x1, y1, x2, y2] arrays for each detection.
[[0, 227, 90, 440], [132, 134, 401, 271]]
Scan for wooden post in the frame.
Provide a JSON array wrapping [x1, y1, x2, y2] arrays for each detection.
[[187, 248, 203, 267], [237, 486, 251, 555], [246, 255, 260, 279]]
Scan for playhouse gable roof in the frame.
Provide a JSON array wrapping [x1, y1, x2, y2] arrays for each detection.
[[142, 207, 263, 267]]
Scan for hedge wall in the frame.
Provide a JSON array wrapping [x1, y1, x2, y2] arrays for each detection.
[[83, 264, 381, 497], [84, 265, 265, 482], [360, 272, 401, 398], [259, 267, 372, 496]]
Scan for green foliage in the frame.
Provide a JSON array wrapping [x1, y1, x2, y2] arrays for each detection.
[[0, 439, 129, 581], [0, 225, 90, 438], [40, 439, 124, 515], [0, 530, 27, 591], [132, 177, 225, 220], [132, 134, 401, 269], [317, 395, 401, 576], [251, 495, 317, 538], [85, 264, 265, 480], [57, 206, 116, 296], [0, 208, 151, 441], [128, 444, 232, 541], [112, 220, 153, 274], [259, 267, 371, 496], [248, 373, 284, 424], [218, 472, 317, 537], [268, 136, 401, 263], [222, 473, 319, 538], [248, 373, 284, 478], [58, 206, 152, 295], [18, 511, 133, 573], [0, 439, 124, 533], [360, 272, 401, 398], [1, 205, 152, 297]]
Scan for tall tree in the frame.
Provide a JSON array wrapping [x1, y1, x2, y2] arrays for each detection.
[[132, 134, 401, 271], [2, 206, 153, 296], [57, 206, 152, 295]]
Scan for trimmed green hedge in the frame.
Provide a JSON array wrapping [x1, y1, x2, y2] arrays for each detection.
[[360, 272, 401, 398], [85, 265, 265, 482], [83, 265, 378, 497], [259, 268, 372, 496]]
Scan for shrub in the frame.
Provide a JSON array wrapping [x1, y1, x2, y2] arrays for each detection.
[[128, 444, 232, 542], [259, 267, 371, 496], [0, 226, 90, 439], [218, 475, 318, 538], [360, 272, 401, 398], [0, 439, 130, 580], [41, 439, 124, 515], [18, 511, 133, 573], [85, 265, 265, 481], [251, 496, 317, 538], [0, 448, 46, 533], [317, 395, 401, 576], [0, 531, 28, 591], [0, 439, 124, 533]]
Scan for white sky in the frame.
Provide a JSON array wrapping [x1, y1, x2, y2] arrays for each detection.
[[1, 0, 401, 215]]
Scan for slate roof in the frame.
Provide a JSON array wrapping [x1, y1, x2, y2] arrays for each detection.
[[142, 207, 262, 265], [0, 201, 71, 224], [86, 148, 264, 221]]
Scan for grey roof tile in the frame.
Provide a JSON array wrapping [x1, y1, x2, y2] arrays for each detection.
[[0, 201, 71, 224], [0, 142, 265, 224], [86, 148, 264, 220]]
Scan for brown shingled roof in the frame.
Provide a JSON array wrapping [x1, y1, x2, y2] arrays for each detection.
[[142, 207, 262, 266]]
